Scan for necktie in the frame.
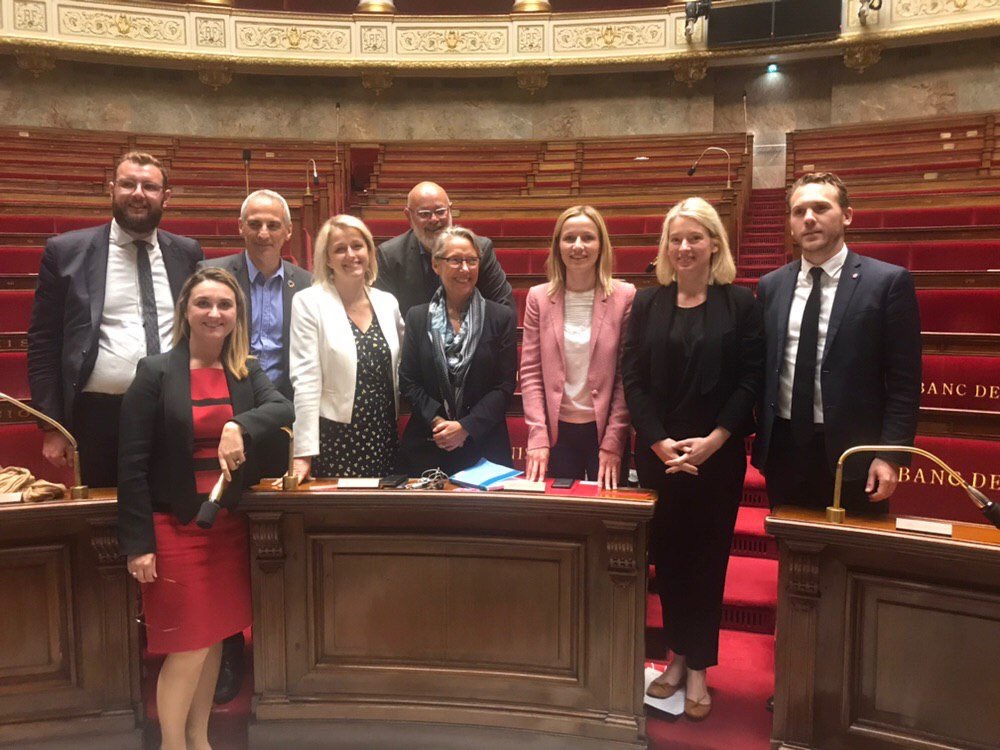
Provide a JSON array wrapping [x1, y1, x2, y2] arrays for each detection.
[[790, 266, 824, 446], [134, 240, 161, 355]]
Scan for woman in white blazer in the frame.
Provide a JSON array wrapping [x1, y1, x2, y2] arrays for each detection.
[[290, 215, 404, 480]]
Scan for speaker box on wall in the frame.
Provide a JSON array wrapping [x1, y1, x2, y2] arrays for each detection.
[[707, 0, 841, 49]]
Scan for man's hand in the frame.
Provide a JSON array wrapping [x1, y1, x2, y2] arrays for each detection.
[[525, 447, 549, 482], [42, 430, 74, 468], [866, 457, 899, 502]]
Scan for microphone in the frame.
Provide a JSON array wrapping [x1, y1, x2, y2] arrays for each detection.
[[196, 473, 229, 529], [305, 159, 319, 196], [829, 445, 1000, 530], [686, 146, 732, 189], [0, 391, 88, 498], [242, 149, 252, 196]]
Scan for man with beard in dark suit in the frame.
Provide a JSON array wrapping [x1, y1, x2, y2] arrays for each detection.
[[28, 152, 202, 487], [374, 181, 513, 315]]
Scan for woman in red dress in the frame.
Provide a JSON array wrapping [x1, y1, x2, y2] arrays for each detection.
[[118, 267, 293, 750]]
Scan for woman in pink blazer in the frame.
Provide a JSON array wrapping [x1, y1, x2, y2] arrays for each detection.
[[520, 205, 636, 489]]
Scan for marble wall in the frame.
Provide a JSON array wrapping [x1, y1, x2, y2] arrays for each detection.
[[0, 38, 996, 188]]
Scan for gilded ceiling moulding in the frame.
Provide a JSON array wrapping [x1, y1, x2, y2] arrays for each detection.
[[0, 0, 997, 76]]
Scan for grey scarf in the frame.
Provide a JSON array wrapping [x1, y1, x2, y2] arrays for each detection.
[[428, 286, 485, 418]]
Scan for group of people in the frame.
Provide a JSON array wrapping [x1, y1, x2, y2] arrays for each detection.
[[26, 151, 920, 739]]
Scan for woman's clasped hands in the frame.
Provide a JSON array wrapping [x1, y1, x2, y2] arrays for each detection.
[[652, 429, 729, 476]]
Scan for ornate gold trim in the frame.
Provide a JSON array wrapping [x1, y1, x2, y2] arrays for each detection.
[[516, 69, 548, 93], [197, 64, 232, 89], [356, 0, 396, 13], [672, 60, 707, 86], [361, 70, 393, 94], [512, 0, 553, 12], [843, 42, 884, 73]]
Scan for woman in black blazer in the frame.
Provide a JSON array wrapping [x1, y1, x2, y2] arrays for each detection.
[[118, 267, 292, 750], [397, 226, 517, 476], [622, 198, 763, 721]]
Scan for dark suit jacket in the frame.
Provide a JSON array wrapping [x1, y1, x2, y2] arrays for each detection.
[[199, 252, 313, 399], [751, 251, 922, 480], [27, 222, 203, 428], [374, 229, 514, 316], [397, 300, 517, 475], [622, 283, 764, 486], [117, 340, 294, 556]]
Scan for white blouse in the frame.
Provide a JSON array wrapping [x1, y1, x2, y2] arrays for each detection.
[[559, 288, 596, 423]]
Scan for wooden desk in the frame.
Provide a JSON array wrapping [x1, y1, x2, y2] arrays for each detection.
[[766, 507, 1000, 750], [0, 491, 140, 747], [241, 483, 655, 749]]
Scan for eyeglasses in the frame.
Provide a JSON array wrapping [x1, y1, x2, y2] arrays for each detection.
[[414, 207, 450, 220], [441, 256, 479, 269], [114, 179, 164, 194]]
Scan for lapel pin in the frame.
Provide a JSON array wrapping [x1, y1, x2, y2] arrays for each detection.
[[288, 279, 295, 289], [852, 272, 859, 279]]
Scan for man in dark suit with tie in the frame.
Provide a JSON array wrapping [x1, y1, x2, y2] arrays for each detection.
[[374, 181, 513, 315], [752, 172, 921, 514], [28, 152, 203, 488], [199, 188, 311, 705]]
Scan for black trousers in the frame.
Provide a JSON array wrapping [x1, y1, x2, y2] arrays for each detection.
[[643, 439, 744, 670], [548, 421, 599, 480], [763, 418, 888, 515], [73, 392, 124, 488]]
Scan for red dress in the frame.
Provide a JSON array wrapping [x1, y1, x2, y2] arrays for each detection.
[[141, 368, 252, 654]]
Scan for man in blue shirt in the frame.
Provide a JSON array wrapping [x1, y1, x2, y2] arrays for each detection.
[[199, 189, 311, 703]]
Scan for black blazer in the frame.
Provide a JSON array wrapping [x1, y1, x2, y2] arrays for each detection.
[[374, 229, 514, 316], [397, 300, 517, 475], [752, 251, 922, 479], [117, 341, 294, 557], [622, 283, 764, 479], [199, 252, 313, 400], [28, 222, 203, 428]]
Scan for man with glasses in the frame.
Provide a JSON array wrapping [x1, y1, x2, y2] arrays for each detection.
[[374, 181, 513, 315], [28, 152, 203, 487]]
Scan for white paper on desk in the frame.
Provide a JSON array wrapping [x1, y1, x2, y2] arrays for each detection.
[[643, 667, 685, 716], [0, 492, 21, 504], [336, 477, 381, 489], [502, 479, 546, 492]]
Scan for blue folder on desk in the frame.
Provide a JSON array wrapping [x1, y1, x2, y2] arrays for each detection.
[[450, 459, 521, 490]]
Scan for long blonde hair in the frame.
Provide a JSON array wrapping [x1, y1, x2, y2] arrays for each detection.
[[171, 267, 250, 379], [655, 197, 737, 286], [545, 205, 614, 297]]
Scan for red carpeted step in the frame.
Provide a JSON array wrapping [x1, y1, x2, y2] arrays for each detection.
[[0, 351, 29, 399], [733, 506, 776, 559], [721, 556, 778, 634], [645, 630, 774, 748], [742, 464, 769, 508]]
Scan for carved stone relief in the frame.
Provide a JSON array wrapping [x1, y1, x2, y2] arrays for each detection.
[[517, 69, 548, 93], [361, 25, 388, 54], [553, 22, 664, 52], [894, 0, 998, 18], [195, 17, 225, 48], [397, 28, 507, 54], [235, 23, 350, 52], [14, 1, 47, 32], [517, 25, 545, 53], [59, 7, 186, 44], [844, 43, 884, 73]]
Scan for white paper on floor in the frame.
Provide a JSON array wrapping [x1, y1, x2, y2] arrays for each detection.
[[643, 666, 685, 716]]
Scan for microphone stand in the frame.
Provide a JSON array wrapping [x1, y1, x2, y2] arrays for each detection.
[[0, 391, 87, 498], [305, 159, 318, 197], [829, 445, 1000, 530], [687, 146, 732, 190]]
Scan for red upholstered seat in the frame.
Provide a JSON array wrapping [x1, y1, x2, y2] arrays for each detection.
[[514, 288, 527, 326], [203, 247, 245, 260], [498, 218, 552, 237], [917, 289, 1000, 334], [850, 206, 1000, 230], [614, 246, 657, 272], [0, 291, 35, 331], [494, 249, 534, 274], [0, 423, 74, 486], [364, 219, 409, 237], [459, 218, 504, 238], [921, 355, 1000, 412], [891, 436, 1000, 525], [0, 247, 43, 274], [158, 218, 228, 235], [0, 216, 58, 234], [0, 351, 29, 399], [852, 241, 1000, 271]]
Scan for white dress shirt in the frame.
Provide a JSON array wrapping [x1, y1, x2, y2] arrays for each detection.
[[84, 220, 174, 395], [559, 288, 596, 423], [777, 245, 849, 423]]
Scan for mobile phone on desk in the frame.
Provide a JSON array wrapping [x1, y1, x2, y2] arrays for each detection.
[[551, 477, 575, 489], [380, 474, 409, 488]]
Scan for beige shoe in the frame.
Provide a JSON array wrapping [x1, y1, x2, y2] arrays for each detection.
[[646, 670, 684, 699], [683, 693, 712, 721]]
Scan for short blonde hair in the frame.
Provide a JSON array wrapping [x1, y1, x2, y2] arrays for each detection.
[[545, 205, 614, 297], [313, 214, 378, 288], [172, 267, 250, 379], [431, 226, 479, 261], [655, 197, 737, 286]]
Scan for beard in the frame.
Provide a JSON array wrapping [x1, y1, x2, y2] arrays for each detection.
[[112, 198, 164, 235]]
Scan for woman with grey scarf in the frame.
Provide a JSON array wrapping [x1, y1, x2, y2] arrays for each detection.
[[396, 226, 517, 476]]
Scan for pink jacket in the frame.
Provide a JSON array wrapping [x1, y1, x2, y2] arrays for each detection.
[[520, 280, 636, 456]]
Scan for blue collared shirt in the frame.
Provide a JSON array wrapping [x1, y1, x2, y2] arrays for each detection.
[[245, 253, 285, 386]]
